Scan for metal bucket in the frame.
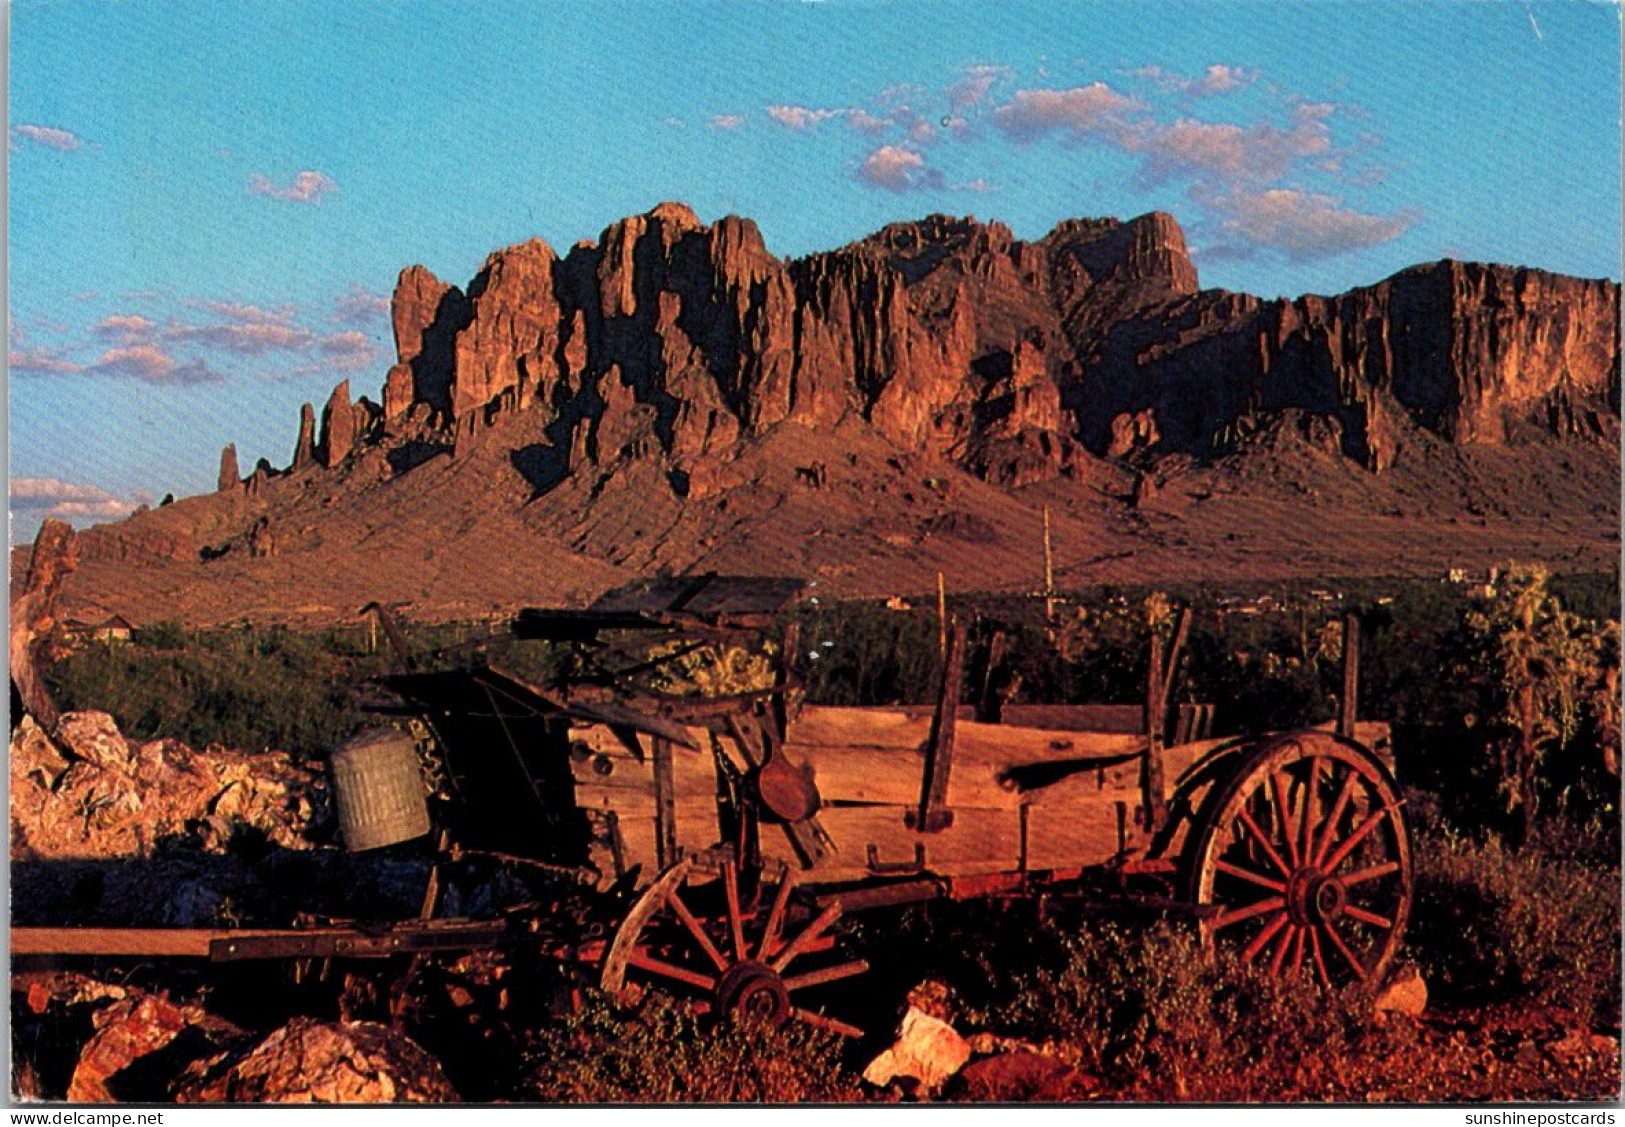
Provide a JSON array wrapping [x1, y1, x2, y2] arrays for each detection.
[[330, 728, 431, 852]]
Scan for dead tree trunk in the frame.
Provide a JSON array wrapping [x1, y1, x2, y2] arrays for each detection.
[[10, 518, 79, 736]]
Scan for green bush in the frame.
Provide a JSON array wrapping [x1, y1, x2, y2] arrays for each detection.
[[520, 994, 861, 1103], [1409, 828, 1621, 1028]]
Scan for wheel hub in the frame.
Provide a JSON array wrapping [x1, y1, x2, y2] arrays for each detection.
[[1287, 866, 1347, 925], [715, 960, 792, 1027]]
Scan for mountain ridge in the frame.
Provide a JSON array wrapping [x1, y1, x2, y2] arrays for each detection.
[[49, 203, 1621, 625]]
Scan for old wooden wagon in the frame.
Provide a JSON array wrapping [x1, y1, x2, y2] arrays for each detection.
[[13, 575, 1413, 1038]]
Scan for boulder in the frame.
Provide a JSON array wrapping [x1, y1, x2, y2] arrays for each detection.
[[177, 1018, 457, 1104], [1373, 963, 1428, 1019], [862, 1006, 972, 1098]]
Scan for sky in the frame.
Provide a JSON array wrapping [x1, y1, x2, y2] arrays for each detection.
[[8, 0, 1622, 542]]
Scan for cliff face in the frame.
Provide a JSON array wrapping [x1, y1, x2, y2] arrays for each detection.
[[1076, 258, 1621, 469], [321, 204, 1614, 494]]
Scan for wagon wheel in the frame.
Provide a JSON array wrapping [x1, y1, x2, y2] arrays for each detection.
[[1188, 731, 1412, 989], [599, 854, 869, 1037]]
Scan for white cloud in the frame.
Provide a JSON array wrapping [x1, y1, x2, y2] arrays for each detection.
[[94, 314, 157, 342], [1129, 64, 1258, 97], [949, 65, 1012, 110], [10, 478, 144, 522], [846, 109, 891, 135], [856, 145, 943, 193], [992, 84, 1142, 143], [8, 348, 84, 374], [88, 343, 225, 385], [315, 330, 376, 371], [1198, 186, 1420, 261], [185, 299, 298, 325], [163, 321, 315, 354], [709, 114, 746, 131], [766, 104, 846, 130], [1129, 104, 1334, 186], [331, 286, 390, 325], [10, 124, 84, 151], [248, 169, 338, 204]]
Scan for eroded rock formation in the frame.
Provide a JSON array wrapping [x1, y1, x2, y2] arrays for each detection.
[[305, 203, 1615, 495]]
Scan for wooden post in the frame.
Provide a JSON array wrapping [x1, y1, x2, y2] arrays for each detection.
[[1142, 630, 1168, 834], [1043, 506, 1055, 623], [937, 572, 947, 660], [652, 737, 678, 869], [912, 619, 966, 833], [1338, 612, 1360, 739]]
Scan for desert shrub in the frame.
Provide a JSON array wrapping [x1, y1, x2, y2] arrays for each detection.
[[967, 918, 1368, 1098], [520, 994, 861, 1103], [1409, 828, 1621, 1028]]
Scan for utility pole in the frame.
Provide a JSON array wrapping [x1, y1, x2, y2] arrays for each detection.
[[1043, 505, 1056, 623]]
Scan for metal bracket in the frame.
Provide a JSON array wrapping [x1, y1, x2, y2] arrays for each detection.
[[866, 843, 926, 874]]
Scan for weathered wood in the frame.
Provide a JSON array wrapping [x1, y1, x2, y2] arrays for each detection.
[[761, 805, 1022, 884], [1024, 801, 1133, 871], [1143, 630, 1168, 833], [652, 737, 678, 869], [997, 703, 1145, 734], [1339, 613, 1360, 739], [10, 519, 79, 735], [787, 707, 1145, 762], [913, 620, 966, 832]]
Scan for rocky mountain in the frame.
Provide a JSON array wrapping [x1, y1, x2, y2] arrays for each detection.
[[53, 204, 1621, 625]]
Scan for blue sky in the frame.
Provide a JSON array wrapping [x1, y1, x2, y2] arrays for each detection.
[[8, 0, 1621, 540]]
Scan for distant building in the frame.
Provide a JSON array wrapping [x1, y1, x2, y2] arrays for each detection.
[[62, 614, 136, 644]]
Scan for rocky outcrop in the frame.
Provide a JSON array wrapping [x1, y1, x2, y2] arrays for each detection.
[[319, 381, 355, 468], [97, 199, 1583, 537], [217, 445, 239, 492], [337, 204, 1613, 495], [1074, 260, 1620, 470], [293, 403, 317, 469]]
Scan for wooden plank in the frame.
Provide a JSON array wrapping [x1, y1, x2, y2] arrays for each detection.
[[788, 711, 1145, 764], [999, 703, 1146, 734], [761, 805, 1021, 884], [12, 928, 226, 958], [1023, 801, 1133, 871]]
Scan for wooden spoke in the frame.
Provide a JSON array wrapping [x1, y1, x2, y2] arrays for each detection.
[[782, 959, 870, 993], [770, 903, 842, 973], [1271, 771, 1300, 867], [1299, 757, 1320, 864], [1312, 769, 1360, 868], [1268, 923, 1298, 975], [1214, 859, 1287, 893], [1308, 924, 1331, 987], [756, 872, 795, 961], [1236, 809, 1293, 878], [1341, 905, 1394, 930], [1286, 923, 1306, 977], [1211, 896, 1286, 931], [1242, 912, 1291, 963], [1322, 921, 1368, 981], [627, 950, 717, 992], [792, 1008, 866, 1039], [663, 889, 730, 974], [722, 862, 748, 963], [1341, 860, 1400, 887], [1322, 804, 1396, 873]]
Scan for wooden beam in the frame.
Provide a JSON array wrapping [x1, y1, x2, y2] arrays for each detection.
[[1142, 629, 1168, 834], [912, 619, 966, 833], [1338, 613, 1360, 739], [652, 736, 678, 869]]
